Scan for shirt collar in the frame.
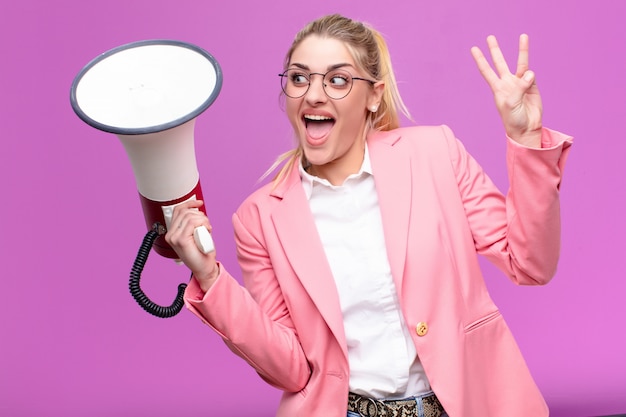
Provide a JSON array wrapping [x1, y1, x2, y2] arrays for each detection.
[[299, 143, 373, 200]]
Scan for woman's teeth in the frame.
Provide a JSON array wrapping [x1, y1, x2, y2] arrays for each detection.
[[304, 114, 333, 122]]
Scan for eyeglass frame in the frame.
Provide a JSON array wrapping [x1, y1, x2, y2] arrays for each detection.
[[278, 68, 377, 100]]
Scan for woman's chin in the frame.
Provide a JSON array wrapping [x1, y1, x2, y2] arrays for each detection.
[[302, 148, 330, 167]]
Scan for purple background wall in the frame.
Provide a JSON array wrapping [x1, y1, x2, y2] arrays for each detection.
[[1, 1, 624, 416]]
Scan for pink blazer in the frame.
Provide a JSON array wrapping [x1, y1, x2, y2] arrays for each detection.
[[185, 125, 573, 417]]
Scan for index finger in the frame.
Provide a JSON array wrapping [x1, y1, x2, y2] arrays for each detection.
[[172, 199, 205, 215]]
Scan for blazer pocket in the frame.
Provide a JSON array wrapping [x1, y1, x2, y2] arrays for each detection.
[[464, 310, 502, 333]]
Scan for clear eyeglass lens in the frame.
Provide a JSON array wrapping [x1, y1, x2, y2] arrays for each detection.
[[282, 69, 354, 99]]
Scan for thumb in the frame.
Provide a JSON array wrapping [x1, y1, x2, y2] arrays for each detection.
[[521, 70, 536, 86]]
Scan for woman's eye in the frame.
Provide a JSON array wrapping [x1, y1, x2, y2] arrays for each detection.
[[329, 74, 349, 87], [291, 73, 308, 85]]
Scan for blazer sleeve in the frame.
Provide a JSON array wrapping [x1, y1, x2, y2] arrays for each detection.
[[183, 210, 311, 392], [446, 126, 573, 285]]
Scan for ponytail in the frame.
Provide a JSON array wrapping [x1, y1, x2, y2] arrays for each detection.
[[367, 27, 412, 131]]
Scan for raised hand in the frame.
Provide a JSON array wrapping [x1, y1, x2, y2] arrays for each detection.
[[471, 34, 543, 147]]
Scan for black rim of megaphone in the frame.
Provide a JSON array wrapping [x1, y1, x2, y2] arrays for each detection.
[[69, 39, 223, 135]]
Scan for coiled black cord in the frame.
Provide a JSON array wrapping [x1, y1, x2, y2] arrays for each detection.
[[128, 224, 187, 318]]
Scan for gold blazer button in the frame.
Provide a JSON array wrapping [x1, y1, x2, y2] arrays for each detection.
[[416, 322, 428, 336]]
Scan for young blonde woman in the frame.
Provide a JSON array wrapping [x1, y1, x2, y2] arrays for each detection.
[[166, 14, 572, 417]]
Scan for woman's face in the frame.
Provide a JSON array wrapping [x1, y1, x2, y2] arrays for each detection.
[[285, 35, 383, 185]]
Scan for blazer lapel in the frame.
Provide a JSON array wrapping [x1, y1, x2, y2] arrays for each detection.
[[270, 167, 348, 357], [267, 131, 412, 357], [368, 130, 412, 294]]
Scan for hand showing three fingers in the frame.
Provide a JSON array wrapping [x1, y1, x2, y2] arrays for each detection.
[[471, 34, 543, 148], [165, 199, 219, 292]]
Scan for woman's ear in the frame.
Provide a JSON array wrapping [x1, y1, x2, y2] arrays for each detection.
[[367, 81, 385, 112]]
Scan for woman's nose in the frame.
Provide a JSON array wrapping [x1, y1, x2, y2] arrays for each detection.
[[304, 74, 327, 103]]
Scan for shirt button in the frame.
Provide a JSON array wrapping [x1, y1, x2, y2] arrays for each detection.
[[416, 322, 428, 337]]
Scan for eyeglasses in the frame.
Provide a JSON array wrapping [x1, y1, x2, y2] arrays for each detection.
[[278, 68, 376, 100]]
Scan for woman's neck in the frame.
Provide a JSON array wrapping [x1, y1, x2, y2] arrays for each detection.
[[307, 144, 366, 186]]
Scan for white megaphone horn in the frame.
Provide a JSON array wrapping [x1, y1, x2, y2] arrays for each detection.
[[70, 39, 222, 318]]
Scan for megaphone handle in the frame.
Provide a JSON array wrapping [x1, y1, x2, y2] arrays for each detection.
[[193, 226, 215, 254]]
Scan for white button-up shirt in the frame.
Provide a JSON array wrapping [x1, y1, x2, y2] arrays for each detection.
[[299, 145, 430, 399]]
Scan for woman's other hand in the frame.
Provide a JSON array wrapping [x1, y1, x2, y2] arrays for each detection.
[[471, 34, 543, 148]]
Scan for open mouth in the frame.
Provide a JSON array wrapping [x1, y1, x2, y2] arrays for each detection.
[[304, 114, 335, 140]]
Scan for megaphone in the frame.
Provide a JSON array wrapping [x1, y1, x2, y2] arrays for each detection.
[[70, 39, 222, 318]]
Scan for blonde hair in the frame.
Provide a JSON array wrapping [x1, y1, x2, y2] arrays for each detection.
[[264, 14, 411, 186]]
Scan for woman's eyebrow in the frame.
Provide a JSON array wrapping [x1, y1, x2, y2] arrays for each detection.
[[288, 62, 355, 71], [289, 63, 310, 70]]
